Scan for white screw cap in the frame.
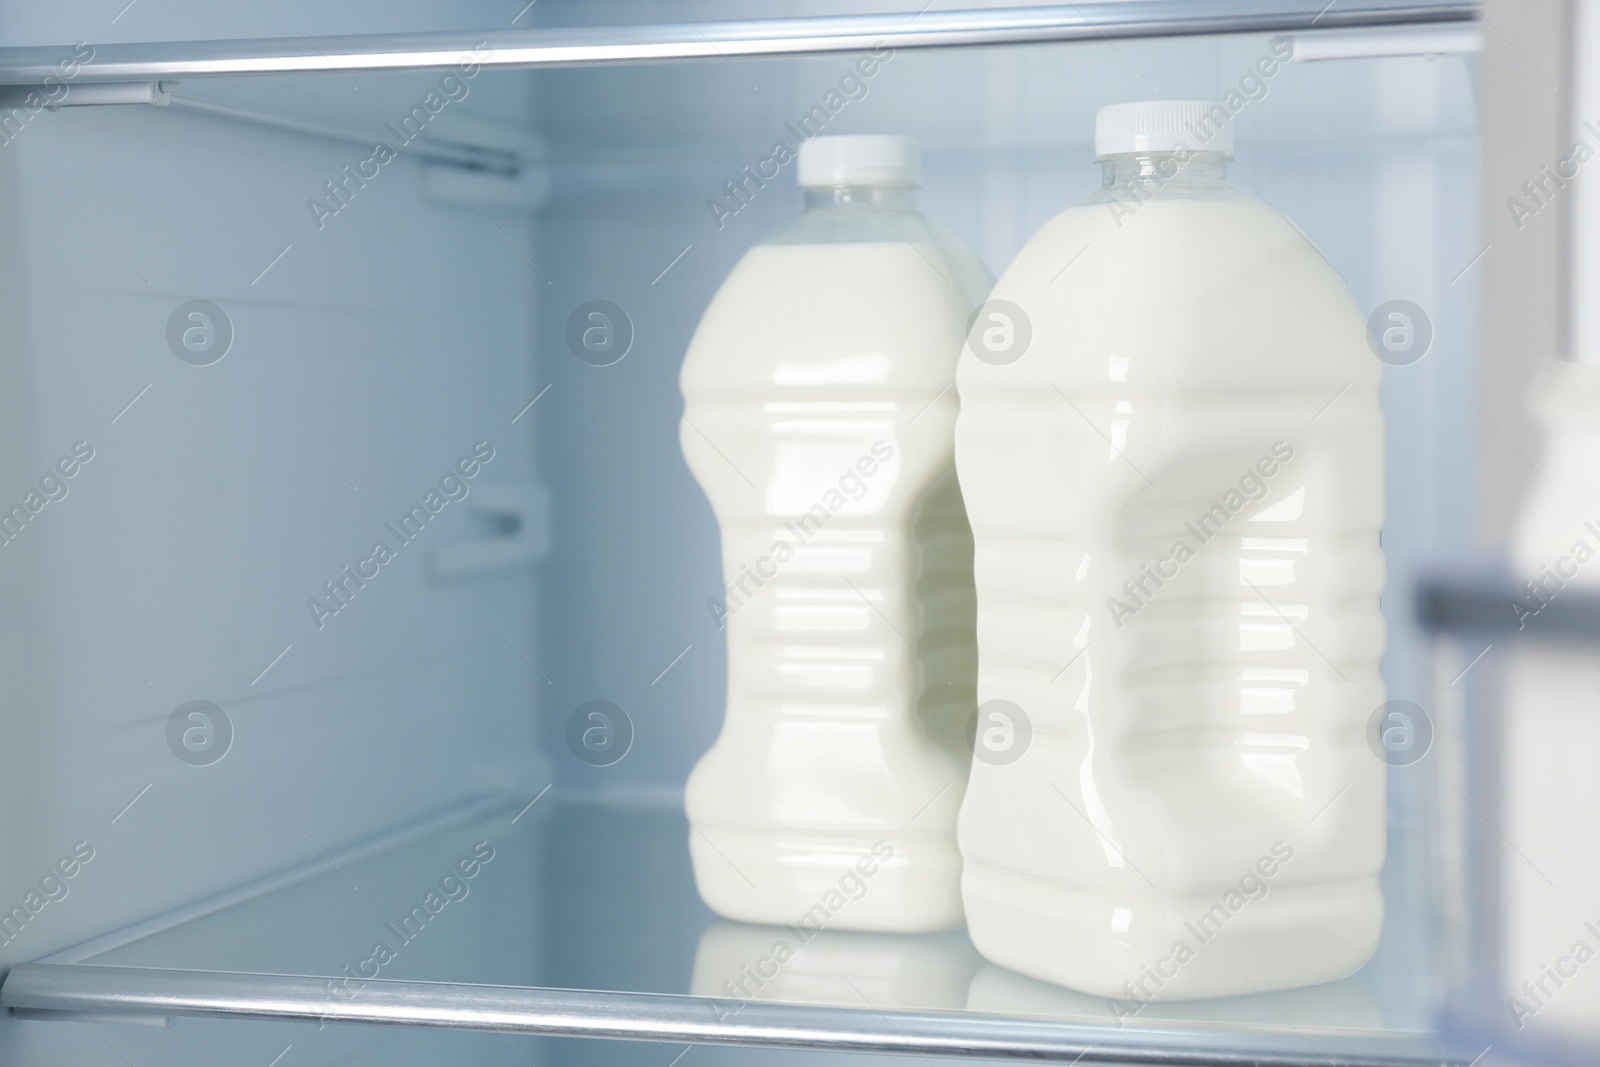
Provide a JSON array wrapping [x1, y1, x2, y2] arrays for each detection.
[[797, 135, 920, 188], [1094, 100, 1234, 159]]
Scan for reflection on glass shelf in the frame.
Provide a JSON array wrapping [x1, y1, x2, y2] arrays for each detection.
[[1, 798, 1453, 1065], [692, 923, 983, 1011], [968, 965, 1385, 1031]]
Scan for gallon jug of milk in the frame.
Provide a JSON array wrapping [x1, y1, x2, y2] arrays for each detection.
[[955, 102, 1386, 996], [681, 135, 992, 931]]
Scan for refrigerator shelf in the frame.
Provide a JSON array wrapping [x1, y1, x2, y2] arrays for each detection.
[[0, 1, 1474, 85], [2, 797, 1457, 1065]]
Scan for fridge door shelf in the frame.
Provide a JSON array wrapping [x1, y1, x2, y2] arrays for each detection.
[[0, 796, 1457, 1066], [1416, 569, 1600, 641], [0, 1, 1475, 85]]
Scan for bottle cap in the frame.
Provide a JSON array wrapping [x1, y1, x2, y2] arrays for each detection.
[[1094, 101, 1234, 159], [797, 135, 920, 188]]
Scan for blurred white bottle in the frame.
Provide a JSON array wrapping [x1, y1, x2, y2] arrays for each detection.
[[1499, 361, 1600, 1037], [1497, 0, 1600, 1035], [954, 102, 1386, 997], [680, 135, 991, 932]]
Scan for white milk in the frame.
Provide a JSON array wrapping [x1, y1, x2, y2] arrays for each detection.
[[954, 102, 1386, 997], [680, 135, 991, 932]]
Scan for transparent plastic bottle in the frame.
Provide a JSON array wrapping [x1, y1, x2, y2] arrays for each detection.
[[680, 135, 991, 932], [954, 102, 1386, 996]]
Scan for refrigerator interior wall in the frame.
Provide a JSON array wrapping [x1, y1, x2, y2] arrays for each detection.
[[0, 2, 1482, 1065], [0, 4, 549, 1066]]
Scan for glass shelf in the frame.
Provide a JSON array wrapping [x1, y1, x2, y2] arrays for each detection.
[[3, 797, 1457, 1065]]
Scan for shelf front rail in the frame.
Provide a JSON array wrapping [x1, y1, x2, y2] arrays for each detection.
[[2, 963, 1455, 1067], [0, 1, 1476, 84]]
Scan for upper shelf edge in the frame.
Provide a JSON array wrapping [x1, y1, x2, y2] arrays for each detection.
[[0, 1, 1477, 84]]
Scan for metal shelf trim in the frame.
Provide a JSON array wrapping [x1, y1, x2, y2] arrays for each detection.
[[0, 1, 1476, 84], [1, 963, 1454, 1066]]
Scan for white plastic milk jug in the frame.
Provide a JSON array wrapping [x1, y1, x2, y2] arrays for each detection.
[[680, 135, 992, 932], [954, 101, 1386, 998]]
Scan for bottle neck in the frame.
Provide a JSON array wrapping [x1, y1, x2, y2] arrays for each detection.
[[1100, 151, 1229, 190], [803, 182, 918, 211]]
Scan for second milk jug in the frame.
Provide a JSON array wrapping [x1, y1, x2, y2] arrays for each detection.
[[955, 102, 1386, 997], [680, 135, 992, 931]]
